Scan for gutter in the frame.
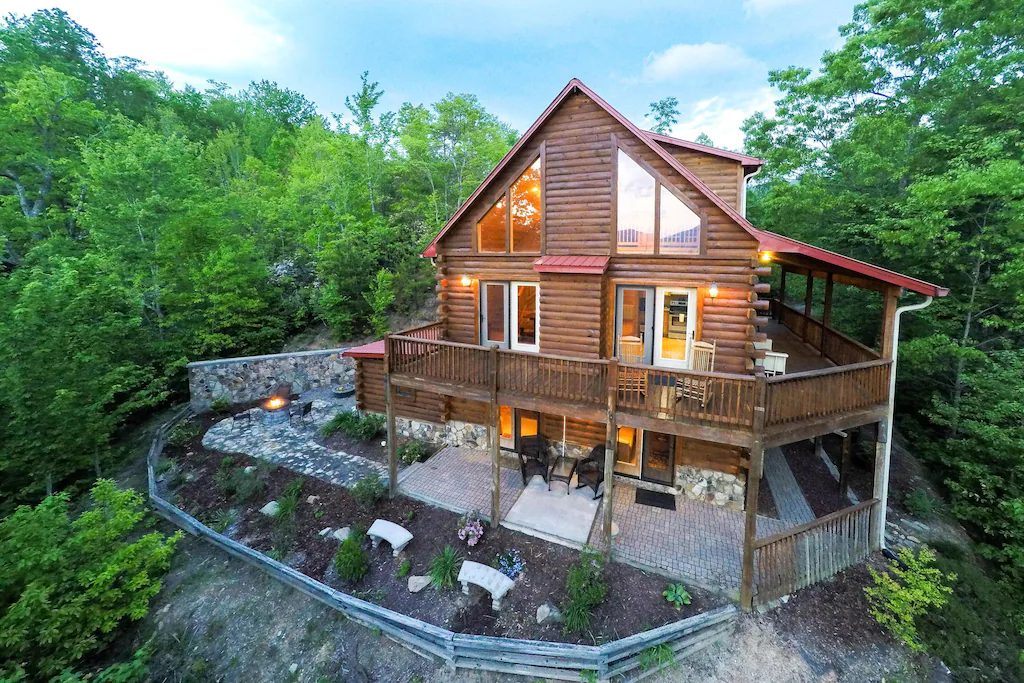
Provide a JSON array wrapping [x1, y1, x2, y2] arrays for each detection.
[[877, 294, 933, 549], [740, 166, 761, 218]]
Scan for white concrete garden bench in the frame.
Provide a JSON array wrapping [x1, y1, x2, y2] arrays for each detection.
[[458, 560, 515, 611], [367, 519, 413, 557]]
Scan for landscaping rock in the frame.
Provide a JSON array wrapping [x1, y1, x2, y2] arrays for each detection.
[[318, 527, 333, 537], [306, 495, 320, 505], [331, 526, 351, 542], [536, 603, 563, 625], [259, 501, 279, 517], [407, 576, 431, 593], [244, 466, 256, 474]]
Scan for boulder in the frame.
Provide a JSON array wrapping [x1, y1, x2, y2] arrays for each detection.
[[244, 466, 256, 474], [306, 495, 320, 505], [318, 527, 333, 537], [407, 576, 431, 593], [259, 501, 279, 517], [536, 603, 564, 625], [332, 527, 351, 542]]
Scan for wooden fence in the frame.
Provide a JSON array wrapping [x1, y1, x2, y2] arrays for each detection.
[[147, 408, 738, 681], [752, 499, 879, 605], [764, 360, 891, 427]]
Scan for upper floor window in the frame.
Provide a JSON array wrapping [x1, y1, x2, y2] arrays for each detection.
[[477, 157, 542, 253], [616, 148, 701, 256]]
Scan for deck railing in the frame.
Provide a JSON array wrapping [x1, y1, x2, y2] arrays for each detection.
[[753, 499, 879, 605], [396, 320, 444, 341], [389, 336, 492, 387], [616, 364, 758, 428], [778, 304, 880, 366], [498, 350, 608, 406], [764, 359, 891, 428]]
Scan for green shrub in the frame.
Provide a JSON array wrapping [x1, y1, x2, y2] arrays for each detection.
[[638, 643, 675, 672], [398, 441, 427, 465], [210, 397, 230, 412], [351, 472, 386, 508], [865, 546, 956, 652], [320, 410, 361, 437], [166, 420, 200, 447], [321, 411, 387, 441], [274, 477, 305, 522], [214, 456, 236, 496], [904, 488, 937, 518], [352, 413, 386, 440], [562, 546, 607, 634], [397, 559, 411, 579], [209, 509, 234, 533], [231, 467, 265, 502], [155, 458, 175, 476], [335, 529, 369, 582], [428, 545, 462, 590], [663, 583, 691, 610], [0, 481, 180, 679]]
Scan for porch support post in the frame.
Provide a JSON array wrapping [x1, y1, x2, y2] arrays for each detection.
[[778, 268, 787, 319], [839, 430, 852, 499], [879, 286, 900, 359], [601, 358, 619, 557], [384, 335, 398, 499], [871, 420, 887, 550], [740, 374, 768, 610], [822, 273, 834, 328], [803, 271, 814, 317], [489, 346, 501, 527]]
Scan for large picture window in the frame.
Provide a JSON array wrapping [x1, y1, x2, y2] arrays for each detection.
[[475, 156, 543, 254], [615, 145, 702, 256]]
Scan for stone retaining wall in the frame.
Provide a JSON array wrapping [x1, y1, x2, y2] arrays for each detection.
[[675, 465, 746, 511], [188, 348, 355, 408]]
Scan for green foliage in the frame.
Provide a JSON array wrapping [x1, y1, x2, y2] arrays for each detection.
[[167, 420, 201, 448], [351, 472, 386, 509], [231, 467, 265, 503], [427, 545, 461, 590], [43, 646, 150, 683], [274, 477, 305, 522], [647, 97, 679, 135], [638, 643, 675, 672], [320, 411, 384, 441], [334, 529, 369, 583], [579, 671, 598, 683], [397, 559, 411, 579], [208, 509, 234, 533], [865, 546, 955, 652], [364, 269, 395, 337], [210, 397, 230, 412], [0, 481, 180, 678], [398, 441, 427, 466], [904, 488, 937, 519], [662, 583, 691, 610], [562, 546, 607, 635], [320, 410, 360, 437]]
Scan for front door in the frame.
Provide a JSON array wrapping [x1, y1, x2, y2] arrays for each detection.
[[641, 431, 675, 484]]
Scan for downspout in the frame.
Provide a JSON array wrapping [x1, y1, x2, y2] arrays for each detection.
[[877, 294, 933, 548], [740, 166, 761, 218]]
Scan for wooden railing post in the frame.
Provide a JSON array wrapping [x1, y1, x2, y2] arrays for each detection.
[[384, 335, 398, 499], [741, 373, 768, 610], [602, 358, 618, 558], [489, 346, 501, 527]]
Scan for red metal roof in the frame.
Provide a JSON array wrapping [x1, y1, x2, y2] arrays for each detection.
[[342, 340, 384, 359], [421, 78, 947, 298], [645, 131, 764, 167], [533, 255, 610, 274]]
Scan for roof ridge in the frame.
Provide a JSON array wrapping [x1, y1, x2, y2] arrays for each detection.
[[645, 130, 764, 166]]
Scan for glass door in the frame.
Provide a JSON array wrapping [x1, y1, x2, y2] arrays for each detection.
[[480, 282, 509, 348], [511, 282, 539, 352], [614, 426, 641, 477], [615, 286, 654, 364], [653, 287, 697, 369], [499, 405, 514, 449], [641, 431, 675, 484]]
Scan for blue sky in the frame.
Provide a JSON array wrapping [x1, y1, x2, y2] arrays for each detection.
[[7, 0, 859, 149]]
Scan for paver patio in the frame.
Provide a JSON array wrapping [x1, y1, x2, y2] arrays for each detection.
[[398, 445, 522, 522]]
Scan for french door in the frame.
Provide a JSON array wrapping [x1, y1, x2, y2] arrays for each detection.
[[499, 406, 540, 450], [615, 285, 697, 369], [614, 426, 675, 484], [480, 281, 539, 352]]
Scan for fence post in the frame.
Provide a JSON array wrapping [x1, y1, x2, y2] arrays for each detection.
[[602, 358, 618, 558], [489, 346, 501, 526], [740, 373, 768, 610], [384, 334, 398, 499]]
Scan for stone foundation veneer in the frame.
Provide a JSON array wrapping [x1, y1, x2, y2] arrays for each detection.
[[395, 417, 489, 450], [188, 348, 355, 408], [675, 465, 746, 511]]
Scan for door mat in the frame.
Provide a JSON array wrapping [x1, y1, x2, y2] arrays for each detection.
[[635, 488, 676, 511]]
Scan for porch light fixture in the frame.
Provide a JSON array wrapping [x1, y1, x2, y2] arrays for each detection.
[[709, 282, 719, 298], [461, 275, 472, 287], [759, 251, 773, 263]]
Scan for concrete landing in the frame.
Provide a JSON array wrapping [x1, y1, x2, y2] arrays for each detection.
[[501, 475, 600, 548]]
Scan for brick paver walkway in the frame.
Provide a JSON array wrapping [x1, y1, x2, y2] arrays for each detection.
[[588, 480, 791, 593], [763, 446, 815, 524], [399, 446, 522, 522]]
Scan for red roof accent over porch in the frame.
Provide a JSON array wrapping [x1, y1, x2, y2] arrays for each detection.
[[342, 340, 384, 359], [533, 255, 610, 274]]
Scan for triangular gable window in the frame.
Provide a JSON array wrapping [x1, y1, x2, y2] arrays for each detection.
[[477, 157, 542, 253], [616, 147, 702, 256]]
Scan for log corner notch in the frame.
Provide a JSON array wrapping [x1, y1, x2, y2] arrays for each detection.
[[384, 334, 399, 499], [740, 373, 768, 610]]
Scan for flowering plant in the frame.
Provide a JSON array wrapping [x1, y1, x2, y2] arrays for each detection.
[[457, 510, 485, 546], [493, 548, 525, 579]]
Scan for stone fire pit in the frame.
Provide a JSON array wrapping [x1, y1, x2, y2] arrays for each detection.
[[262, 396, 291, 425]]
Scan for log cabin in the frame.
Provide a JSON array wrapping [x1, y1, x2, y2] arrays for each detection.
[[344, 79, 947, 608]]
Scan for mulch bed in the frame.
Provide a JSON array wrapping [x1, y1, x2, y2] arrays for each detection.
[[758, 472, 779, 519], [783, 439, 855, 518], [159, 422, 726, 644], [317, 430, 438, 469]]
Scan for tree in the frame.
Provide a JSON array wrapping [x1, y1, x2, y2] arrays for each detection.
[[0, 481, 180, 679], [694, 132, 714, 146], [647, 97, 679, 134]]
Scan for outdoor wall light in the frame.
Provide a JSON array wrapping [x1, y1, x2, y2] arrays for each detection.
[[760, 251, 773, 263], [461, 275, 472, 287], [709, 282, 719, 298]]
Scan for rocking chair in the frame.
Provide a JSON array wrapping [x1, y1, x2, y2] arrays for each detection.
[[676, 340, 716, 408]]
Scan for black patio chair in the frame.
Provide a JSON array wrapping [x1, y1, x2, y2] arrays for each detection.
[[517, 435, 549, 486], [290, 400, 313, 425], [572, 445, 608, 499], [232, 410, 252, 430]]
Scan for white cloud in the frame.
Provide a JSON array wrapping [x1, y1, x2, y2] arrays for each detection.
[[662, 87, 778, 151], [5, 0, 288, 73], [641, 42, 760, 83], [742, 0, 812, 17]]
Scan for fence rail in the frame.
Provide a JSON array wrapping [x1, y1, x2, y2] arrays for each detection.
[[616, 364, 758, 428], [778, 304, 881, 366], [764, 360, 891, 427], [395, 320, 444, 341], [147, 408, 737, 681], [753, 499, 879, 605]]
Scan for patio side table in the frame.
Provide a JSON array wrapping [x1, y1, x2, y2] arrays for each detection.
[[547, 454, 576, 493]]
